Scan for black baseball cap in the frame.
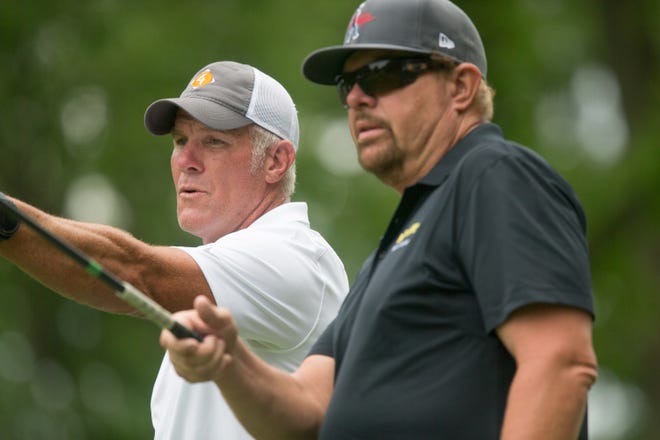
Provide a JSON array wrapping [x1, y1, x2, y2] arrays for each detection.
[[302, 0, 487, 85]]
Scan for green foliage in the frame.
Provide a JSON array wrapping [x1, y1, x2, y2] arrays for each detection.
[[1, 0, 659, 438]]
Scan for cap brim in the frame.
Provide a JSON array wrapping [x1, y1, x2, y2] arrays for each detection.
[[302, 44, 435, 85], [144, 97, 252, 135]]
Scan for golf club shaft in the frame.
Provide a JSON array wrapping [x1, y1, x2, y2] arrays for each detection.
[[0, 196, 202, 341]]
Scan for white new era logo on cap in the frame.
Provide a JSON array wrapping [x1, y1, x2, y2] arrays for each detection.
[[438, 33, 455, 49]]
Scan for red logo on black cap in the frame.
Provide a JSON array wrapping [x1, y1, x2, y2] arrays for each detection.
[[344, 2, 375, 44]]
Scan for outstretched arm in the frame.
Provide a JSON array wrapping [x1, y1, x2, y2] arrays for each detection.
[[497, 304, 598, 440], [0, 195, 212, 314], [160, 295, 334, 439]]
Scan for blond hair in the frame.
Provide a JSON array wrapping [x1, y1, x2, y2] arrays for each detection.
[[474, 79, 495, 122], [430, 54, 495, 122]]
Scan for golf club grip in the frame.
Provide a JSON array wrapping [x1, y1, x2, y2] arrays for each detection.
[[169, 321, 204, 341], [120, 282, 203, 341]]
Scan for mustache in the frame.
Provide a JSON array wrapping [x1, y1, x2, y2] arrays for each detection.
[[352, 113, 390, 133], [353, 112, 385, 125]]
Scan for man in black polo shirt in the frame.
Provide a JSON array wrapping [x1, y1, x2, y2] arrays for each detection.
[[160, 0, 599, 438]]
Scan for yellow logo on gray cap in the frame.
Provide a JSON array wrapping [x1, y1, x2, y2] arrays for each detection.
[[190, 69, 215, 88]]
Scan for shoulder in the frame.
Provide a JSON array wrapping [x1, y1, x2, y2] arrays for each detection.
[[442, 124, 585, 225], [459, 127, 549, 175], [186, 205, 341, 272], [451, 125, 570, 194]]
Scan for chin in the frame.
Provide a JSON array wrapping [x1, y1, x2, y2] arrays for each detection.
[[359, 153, 388, 173], [177, 214, 202, 235]]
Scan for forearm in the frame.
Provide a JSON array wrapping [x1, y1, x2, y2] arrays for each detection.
[[0, 197, 160, 313], [501, 360, 597, 439], [215, 342, 328, 440]]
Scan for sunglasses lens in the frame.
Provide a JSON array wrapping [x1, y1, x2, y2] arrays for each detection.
[[336, 58, 431, 106], [337, 79, 352, 106], [360, 70, 405, 96]]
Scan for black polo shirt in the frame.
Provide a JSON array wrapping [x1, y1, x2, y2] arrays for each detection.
[[311, 123, 593, 439]]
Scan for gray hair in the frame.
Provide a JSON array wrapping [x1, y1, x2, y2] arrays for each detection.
[[248, 124, 296, 198]]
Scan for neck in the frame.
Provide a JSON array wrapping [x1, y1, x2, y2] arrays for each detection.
[[200, 191, 289, 245], [387, 118, 483, 194]]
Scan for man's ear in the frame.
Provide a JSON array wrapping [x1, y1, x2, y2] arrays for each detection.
[[265, 140, 296, 184], [451, 63, 482, 112]]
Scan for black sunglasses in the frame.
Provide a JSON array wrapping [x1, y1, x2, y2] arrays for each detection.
[[334, 57, 454, 107]]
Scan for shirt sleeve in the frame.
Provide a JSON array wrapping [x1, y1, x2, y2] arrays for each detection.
[[456, 151, 594, 332], [178, 230, 336, 352]]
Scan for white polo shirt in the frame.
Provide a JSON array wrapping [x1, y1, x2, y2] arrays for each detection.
[[151, 202, 348, 439]]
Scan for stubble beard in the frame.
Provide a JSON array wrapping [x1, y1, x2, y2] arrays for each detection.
[[357, 138, 405, 185]]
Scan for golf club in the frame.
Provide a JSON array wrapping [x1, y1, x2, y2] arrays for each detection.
[[0, 195, 203, 341]]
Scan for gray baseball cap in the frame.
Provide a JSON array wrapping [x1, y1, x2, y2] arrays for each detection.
[[145, 61, 300, 149], [302, 0, 487, 85]]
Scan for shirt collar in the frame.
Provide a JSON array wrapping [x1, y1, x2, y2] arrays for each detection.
[[248, 202, 310, 229]]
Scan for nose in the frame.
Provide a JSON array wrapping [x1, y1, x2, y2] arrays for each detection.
[[172, 142, 203, 173], [344, 83, 377, 109]]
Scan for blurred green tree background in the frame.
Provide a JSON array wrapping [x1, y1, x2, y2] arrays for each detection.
[[0, 0, 658, 438]]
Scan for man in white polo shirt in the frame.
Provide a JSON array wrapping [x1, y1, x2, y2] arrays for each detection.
[[0, 60, 349, 439]]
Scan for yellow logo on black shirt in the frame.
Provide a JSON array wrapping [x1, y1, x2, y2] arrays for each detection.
[[392, 222, 421, 252]]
